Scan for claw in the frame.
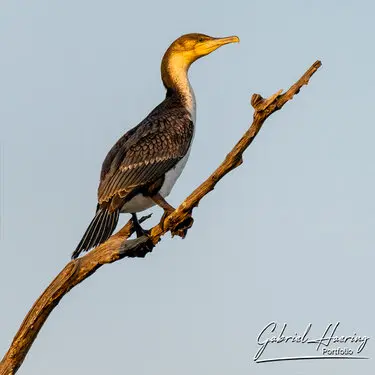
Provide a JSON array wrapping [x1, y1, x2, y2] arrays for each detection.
[[157, 206, 194, 239], [171, 214, 194, 238]]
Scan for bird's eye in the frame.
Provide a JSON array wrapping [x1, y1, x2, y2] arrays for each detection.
[[198, 37, 205, 43]]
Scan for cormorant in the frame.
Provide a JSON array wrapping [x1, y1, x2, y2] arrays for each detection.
[[72, 33, 239, 259]]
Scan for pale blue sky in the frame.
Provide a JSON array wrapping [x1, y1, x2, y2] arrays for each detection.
[[0, 1, 374, 374]]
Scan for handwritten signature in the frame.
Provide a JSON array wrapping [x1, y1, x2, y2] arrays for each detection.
[[254, 322, 370, 363]]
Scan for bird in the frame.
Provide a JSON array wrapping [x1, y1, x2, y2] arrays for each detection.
[[72, 33, 239, 259]]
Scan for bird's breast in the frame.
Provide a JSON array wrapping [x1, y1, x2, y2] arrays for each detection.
[[159, 146, 192, 198], [120, 194, 155, 213]]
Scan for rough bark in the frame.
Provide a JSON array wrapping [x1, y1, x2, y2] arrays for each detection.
[[0, 60, 322, 375]]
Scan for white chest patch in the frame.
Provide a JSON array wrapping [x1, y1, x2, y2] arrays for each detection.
[[120, 147, 192, 214], [184, 80, 196, 124]]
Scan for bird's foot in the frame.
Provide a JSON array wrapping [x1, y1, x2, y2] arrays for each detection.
[[159, 209, 194, 239], [159, 209, 174, 231], [170, 214, 194, 239], [135, 226, 150, 238], [132, 213, 150, 238]]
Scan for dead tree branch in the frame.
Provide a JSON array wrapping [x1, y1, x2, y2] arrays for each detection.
[[0, 60, 322, 375]]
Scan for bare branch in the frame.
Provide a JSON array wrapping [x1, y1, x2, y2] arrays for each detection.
[[0, 60, 322, 375]]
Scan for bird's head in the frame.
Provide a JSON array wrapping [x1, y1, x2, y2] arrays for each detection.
[[164, 33, 239, 64], [161, 33, 239, 88]]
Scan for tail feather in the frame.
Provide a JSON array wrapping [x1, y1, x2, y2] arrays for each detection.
[[72, 207, 120, 259], [97, 209, 110, 245]]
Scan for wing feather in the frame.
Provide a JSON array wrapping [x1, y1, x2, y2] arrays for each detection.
[[98, 98, 194, 206]]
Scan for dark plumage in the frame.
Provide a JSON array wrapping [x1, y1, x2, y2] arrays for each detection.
[[72, 33, 239, 259], [98, 95, 194, 210], [72, 205, 119, 259], [72, 95, 193, 258]]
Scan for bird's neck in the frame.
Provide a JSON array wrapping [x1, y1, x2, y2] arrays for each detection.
[[161, 54, 196, 121]]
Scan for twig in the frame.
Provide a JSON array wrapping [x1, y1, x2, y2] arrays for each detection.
[[0, 60, 322, 375]]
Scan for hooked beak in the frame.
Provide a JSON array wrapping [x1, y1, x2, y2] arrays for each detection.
[[197, 35, 240, 56], [212, 35, 240, 46]]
